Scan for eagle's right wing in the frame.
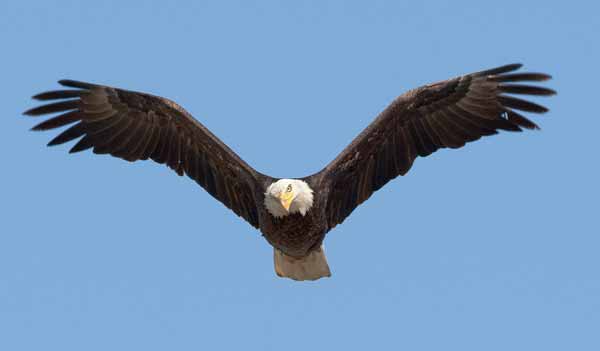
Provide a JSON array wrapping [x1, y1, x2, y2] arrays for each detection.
[[312, 64, 555, 230], [25, 80, 269, 228]]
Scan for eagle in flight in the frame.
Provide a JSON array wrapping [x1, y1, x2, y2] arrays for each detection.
[[24, 63, 555, 281]]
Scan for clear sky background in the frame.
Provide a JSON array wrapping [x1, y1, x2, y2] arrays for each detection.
[[1, 1, 598, 350]]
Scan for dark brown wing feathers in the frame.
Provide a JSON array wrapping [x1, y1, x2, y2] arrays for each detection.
[[24, 80, 263, 227], [317, 64, 554, 229], [24, 64, 554, 232]]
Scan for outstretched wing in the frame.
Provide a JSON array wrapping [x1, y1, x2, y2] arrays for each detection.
[[314, 63, 555, 229], [24, 80, 268, 227]]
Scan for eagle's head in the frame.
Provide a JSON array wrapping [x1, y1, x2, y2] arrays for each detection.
[[264, 179, 314, 218]]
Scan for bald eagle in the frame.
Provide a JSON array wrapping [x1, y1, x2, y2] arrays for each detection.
[[24, 63, 554, 281]]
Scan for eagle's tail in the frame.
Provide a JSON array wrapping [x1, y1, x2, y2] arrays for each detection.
[[274, 246, 331, 281]]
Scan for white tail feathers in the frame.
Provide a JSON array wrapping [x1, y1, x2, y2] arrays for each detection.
[[274, 246, 331, 281]]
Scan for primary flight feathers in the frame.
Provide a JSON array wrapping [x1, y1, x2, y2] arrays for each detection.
[[27, 78, 264, 227], [24, 63, 555, 280]]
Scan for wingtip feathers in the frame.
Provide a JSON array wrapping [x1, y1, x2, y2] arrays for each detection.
[[58, 79, 97, 89]]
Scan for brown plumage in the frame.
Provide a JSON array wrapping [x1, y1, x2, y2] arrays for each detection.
[[24, 63, 555, 280]]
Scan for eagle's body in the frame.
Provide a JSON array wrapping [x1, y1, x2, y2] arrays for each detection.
[[261, 199, 324, 258], [262, 198, 331, 280], [24, 63, 555, 281]]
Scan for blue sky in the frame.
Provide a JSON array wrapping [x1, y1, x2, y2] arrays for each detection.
[[1, 1, 598, 350]]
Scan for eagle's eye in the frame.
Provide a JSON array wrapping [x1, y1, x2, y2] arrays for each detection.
[[286, 184, 292, 193]]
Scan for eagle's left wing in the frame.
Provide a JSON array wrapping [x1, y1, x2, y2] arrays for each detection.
[[311, 64, 555, 230], [24, 80, 269, 227]]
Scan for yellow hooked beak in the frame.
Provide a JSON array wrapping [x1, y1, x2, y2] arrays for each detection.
[[279, 191, 294, 212]]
